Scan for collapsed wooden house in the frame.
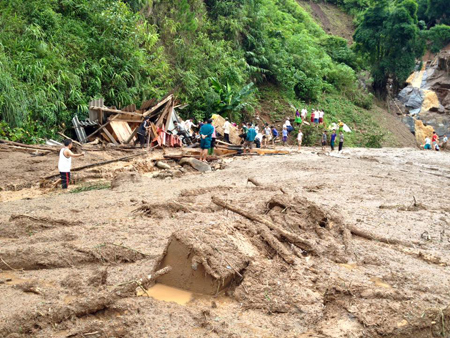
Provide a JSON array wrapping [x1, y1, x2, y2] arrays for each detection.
[[73, 94, 184, 147]]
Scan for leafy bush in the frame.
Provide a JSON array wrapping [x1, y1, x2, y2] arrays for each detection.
[[365, 133, 384, 148]]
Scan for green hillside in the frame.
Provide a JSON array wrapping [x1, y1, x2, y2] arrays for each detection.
[[0, 0, 437, 147]]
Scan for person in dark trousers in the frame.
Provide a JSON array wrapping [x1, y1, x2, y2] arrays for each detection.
[[338, 132, 344, 153], [136, 117, 150, 148], [321, 130, 327, 150], [199, 118, 214, 162], [58, 139, 85, 189], [244, 123, 257, 153], [223, 118, 231, 144]]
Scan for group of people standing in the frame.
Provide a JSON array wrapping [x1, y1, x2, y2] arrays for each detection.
[[294, 108, 325, 125], [423, 132, 448, 151]]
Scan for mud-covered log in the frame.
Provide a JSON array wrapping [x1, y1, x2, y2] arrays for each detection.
[[212, 196, 296, 264], [347, 225, 418, 248], [114, 266, 172, 296], [212, 196, 316, 255]]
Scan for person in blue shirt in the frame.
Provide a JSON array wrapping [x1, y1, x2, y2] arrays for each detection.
[[199, 118, 214, 162], [271, 126, 279, 146], [282, 127, 288, 146], [244, 123, 257, 153], [330, 129, 337, 151]]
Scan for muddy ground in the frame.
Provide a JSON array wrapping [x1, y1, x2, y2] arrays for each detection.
[[0, 146, 450, 338]]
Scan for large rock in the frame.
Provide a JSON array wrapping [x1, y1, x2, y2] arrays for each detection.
[[211, 114, 241, 145], [398, 86, 424, 110], [414, 120, 434, 145], [401, 116, 415, 133], [179, 157, 211, 172]]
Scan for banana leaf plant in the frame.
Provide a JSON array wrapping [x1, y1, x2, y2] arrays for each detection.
[[207, 77, 256, 122]]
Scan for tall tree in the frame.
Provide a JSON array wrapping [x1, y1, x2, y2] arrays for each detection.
[[354, 0, 424, 94], [426, 0, 450, 26]]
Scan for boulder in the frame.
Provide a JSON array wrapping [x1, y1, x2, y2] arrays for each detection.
[[398, 86, 424, 110], [211, 114, 241, 145], [179, 157, 211, 172], [156, 161, 171, 170], [420, 90, 440, 113], [414, 120, 434, 145]]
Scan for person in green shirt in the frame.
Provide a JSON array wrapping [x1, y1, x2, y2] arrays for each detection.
[[244, 123, 257, 153], [199, 119, 214, 162]]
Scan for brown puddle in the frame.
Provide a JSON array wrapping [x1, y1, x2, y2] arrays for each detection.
[[138, 283, 194, 305], [0, 272, 30, 285]]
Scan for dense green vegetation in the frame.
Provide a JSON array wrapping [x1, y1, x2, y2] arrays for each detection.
[[1, 0, 446, 146], [1, 0, 372, 144], [354, 0, 424, 92], [317, 0, 450, 93]]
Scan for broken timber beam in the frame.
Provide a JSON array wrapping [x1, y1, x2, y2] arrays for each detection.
[[0, 139, 59, 152], [84, 114, 120, 142], [89, 106, 143, 117], [143, 94, 174, 118], [42, 153, 146, 180]]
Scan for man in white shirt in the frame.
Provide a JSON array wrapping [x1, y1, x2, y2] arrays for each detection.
[[319, 110, 324, 124], [184, 119, 197, 136], [263, 124, 271, 147], [301, 108, 307, 121], [284, 118, 293, 133], [223, 118, 231, 143], [58, 139, 85, 189]]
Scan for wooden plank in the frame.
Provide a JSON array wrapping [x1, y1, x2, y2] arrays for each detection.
[[103, 128, 118, 145], [85, 114, 120, 141], [111, 119, 143, 123], [110, 121, 133, 143], [165, 101, 175, 131], [143, 94, 173, 117], [155, 103, 170, 127], [89, 107, 143, 117], [125, 125, 140, 144], [43, 153, 147, 180], [140, 98, 156, 110], [122, 103, 136, 112]]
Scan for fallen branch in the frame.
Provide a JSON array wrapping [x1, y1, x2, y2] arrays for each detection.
[[0, 139, 58, 152], [114, 266, 172, 296], [57, 132, 83, 146], [42, 153, 146, 180], [9, 214, 83, 227], [247, 177, 262, 187], [347, 225, 419, 248], [212, 196, 316, 255], [0, 257, 20, 271], [104, 242, 149, 258], [212, 196, 308, 264]]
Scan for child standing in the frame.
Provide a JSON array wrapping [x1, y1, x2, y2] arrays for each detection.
[[264, 123, 271, 147], [321, 130, 327, 150], [271, 126, 279, 145], [338, 132, 344, 152], [297, 129, 303, 150], [282, 127, 288, 146]]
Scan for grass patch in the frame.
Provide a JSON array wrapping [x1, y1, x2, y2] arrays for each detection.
[[70, 182, 111, 194]]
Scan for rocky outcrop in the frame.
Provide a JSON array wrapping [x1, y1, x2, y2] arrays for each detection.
[[397, 45, 450, 141]]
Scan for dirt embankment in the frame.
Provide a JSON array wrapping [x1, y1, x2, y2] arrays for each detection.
[[0, 147, 450, 337], [296, 0, 355, 42]]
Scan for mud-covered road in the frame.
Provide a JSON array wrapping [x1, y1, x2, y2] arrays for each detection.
[[0, 147, 449, 337]]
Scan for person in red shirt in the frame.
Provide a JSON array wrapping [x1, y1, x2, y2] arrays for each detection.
[[432, 131, 439, 151]]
